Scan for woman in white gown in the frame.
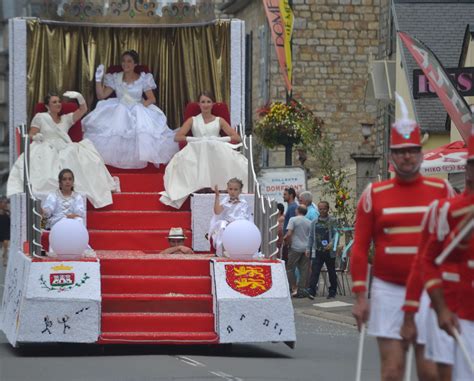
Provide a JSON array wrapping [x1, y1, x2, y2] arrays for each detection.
[[160, 92, 248, 209], [82, 50, 178, 169], [7, 92, 116, 208]]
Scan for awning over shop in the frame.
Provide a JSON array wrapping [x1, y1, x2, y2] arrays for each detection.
[[421, 141, 466, 175]]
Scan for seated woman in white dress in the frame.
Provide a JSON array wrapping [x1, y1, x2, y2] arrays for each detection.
[[7, 92, 116, 208], [42, 169, 85, 229], [82, 50, 179, 169], [160, 92, 248, 209]]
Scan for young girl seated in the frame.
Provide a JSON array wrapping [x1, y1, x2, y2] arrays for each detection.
[[209, 178, 251, 257], [42, 169, 85, 229]]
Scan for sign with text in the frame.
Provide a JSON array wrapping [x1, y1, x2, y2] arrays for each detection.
[[413, 67, 474, 99], [258, 167, 306, 204]]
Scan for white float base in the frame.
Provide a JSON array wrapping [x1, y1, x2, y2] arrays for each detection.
[[211, 259, 296, 344]]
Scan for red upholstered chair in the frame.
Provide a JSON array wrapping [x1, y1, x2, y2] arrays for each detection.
[[179, 102, 234, 149], [34, 102, 83, 142]]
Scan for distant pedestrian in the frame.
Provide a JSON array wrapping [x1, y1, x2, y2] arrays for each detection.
[[282, 187, 298, 262], [298, 191, 319, 221], [276, 203, 285, 253], [284, 205, 312, 299], [306, 201, 338, 299], [283, 187, 298, 233]]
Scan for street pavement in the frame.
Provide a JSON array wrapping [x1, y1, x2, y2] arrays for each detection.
[[0, 265, 390, 381]]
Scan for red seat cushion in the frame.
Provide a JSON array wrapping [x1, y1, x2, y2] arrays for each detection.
[[180, 102, 232, 149], [34, 102, 83, 142]]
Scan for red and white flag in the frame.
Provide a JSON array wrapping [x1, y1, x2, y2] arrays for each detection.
[[398, 31, 473, 143]]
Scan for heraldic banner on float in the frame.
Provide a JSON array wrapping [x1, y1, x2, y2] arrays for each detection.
[[211, 260, 296, 344]]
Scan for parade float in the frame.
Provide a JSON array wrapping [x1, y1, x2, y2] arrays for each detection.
[[0, 0, 296, 348]]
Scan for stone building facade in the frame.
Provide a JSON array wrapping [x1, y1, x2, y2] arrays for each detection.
[[221, 0, 388, 173]]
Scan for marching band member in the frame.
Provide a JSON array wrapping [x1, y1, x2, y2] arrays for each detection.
[[402, 200, 459, 381], [422, 129, 474, 381], [351, 94, 453, 381]]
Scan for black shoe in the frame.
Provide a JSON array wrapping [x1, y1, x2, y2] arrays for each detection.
[[306, 292, 315, 300], [326, 294, 336, 300], [294, 292, 306, 299]]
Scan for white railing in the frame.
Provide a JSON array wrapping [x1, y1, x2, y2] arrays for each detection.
[[18, 124, 43, 258], [238, 124, 278, 258]]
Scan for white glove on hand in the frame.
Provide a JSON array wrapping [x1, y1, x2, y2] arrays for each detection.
[[95, 64, 105, 82], [63, 91, 86, 105], [32, 133, 44, 143]]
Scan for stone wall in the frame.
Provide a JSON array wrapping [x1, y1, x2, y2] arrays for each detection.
[[227, 0, 383, 172]]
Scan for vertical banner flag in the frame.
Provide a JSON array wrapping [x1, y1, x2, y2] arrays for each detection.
[[263, 0, 292, 92], [279, 0, 294, 85], [398, 31, 473, 143]]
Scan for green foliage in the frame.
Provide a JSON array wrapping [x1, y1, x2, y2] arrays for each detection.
[[316, 135, 355, 227]]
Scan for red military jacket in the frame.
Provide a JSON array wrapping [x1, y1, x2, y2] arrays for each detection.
[[423, 192, 474, 321], [403, 198, 459, 313], [351, 175, 453, 293]]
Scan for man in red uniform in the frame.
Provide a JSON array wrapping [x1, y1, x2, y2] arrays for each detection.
[[422, 129, 474, 381], [401, 192, 460, 380], [351, 95, 453, 381], [401, 196, 459, 380]]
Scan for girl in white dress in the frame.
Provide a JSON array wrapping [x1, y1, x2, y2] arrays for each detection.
[[160, 92, 248, 209], [82, 50, 178, 169], [42, 169, 85, 229], [209, 178, 252, 256], [7, 92, 116, 208]]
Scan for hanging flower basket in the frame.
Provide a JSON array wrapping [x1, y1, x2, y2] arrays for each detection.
[[254, 99, 323, 151]]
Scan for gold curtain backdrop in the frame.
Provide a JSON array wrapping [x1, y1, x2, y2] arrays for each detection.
[[26, 20, 230, 129]]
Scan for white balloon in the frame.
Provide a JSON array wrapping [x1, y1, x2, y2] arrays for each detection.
[[49, 218, 89, 260], [222, 220, 261, 259]]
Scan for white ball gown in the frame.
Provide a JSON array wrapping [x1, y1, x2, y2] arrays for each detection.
[[7, 112, 116, 208], [160, 114, 248, 209], [82, 72, 179, 169]]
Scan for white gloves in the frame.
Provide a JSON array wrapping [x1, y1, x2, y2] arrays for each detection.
[[63, 91, 86, 105], [32, 133, 44, 143], [95, 64, 105, 82]]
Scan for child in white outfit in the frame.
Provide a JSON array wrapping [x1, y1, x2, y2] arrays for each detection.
[[209, 178, 251, 256]]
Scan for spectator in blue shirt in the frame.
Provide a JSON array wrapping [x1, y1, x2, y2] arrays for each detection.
[[283, 187, 298, 234], [298, 191, 319, 222], [282, 187, 298, 262]]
